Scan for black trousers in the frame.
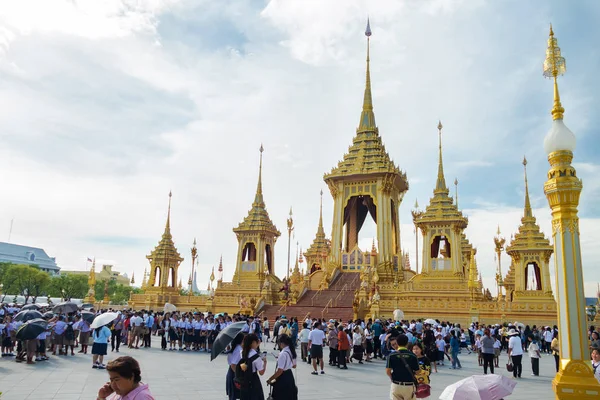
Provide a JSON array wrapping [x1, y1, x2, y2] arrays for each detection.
[[482, 353, 494, 374], [511, 355, 523, 377], [329, 347, 338, 365], [144, 333, 151, 347], [554, 354, 560, 372], [111, 330, 121, 351], [374, 339, 381, 358], [338, 349, 347, 368], [531, 357, 539, 375]]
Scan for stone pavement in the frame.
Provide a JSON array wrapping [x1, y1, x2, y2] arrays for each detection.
[[0, 337, 556, 399]]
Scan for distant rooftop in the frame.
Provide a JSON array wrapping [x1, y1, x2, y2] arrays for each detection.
[[0, 241, 60, 273]]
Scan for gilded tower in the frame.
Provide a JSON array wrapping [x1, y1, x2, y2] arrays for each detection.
[[304, 190, 331, 279], [232, 146, 281, 288], [145, 192, 184, 296], [505, 157, 555, 311], [323, 20, 409, 282]]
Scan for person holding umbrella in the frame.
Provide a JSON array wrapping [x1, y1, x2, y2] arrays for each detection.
[[92, 322, 112, 369]]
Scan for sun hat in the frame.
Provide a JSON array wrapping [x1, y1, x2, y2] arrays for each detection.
[[508, 329, 519, 336]]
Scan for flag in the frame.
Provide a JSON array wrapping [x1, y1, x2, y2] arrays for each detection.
[[365, 18, 372, 37], [87, 257, 93, 262]]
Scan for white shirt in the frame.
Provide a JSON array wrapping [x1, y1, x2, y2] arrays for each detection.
[[508, 336, 524, 356], [243, 349, 265, 373], [544, 331, 553, 342], [299, 328, 310, 343], [592, 360, 600, 383], [131, 316, 143, 327], [352, 332, 363, 346], [228, 344, 242, 366], [308, 329, 326, 345], [277, 347, 295, 370], [528, 342, 540, 358]]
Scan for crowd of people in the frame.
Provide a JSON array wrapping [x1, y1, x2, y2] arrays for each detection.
[[3, 301, 600, 399]]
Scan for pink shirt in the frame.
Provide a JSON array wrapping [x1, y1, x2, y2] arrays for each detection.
[[107, 384, 154, 400]]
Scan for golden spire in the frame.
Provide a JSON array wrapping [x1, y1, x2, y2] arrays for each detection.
[[141, 267, 147, 288], [371, 238, 377, 256], [523, 156, 533, 218], [254, 144, 265, 206], [165, 191, 172, 234], [210, 266, 215, 282], [130, 272, 135, 284], [543, 24, 566, 120], [435, 121, 448, 194], [88, 258, 96, 286], [317, 190, 325, 237], [414, 198, 419, 209], [357, 18, 376, 133], [218, 255, 223, 281]]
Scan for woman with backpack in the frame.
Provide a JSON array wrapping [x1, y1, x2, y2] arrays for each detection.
[[63, 317, 76, 356], [267, 334, 298, 400], [237, 333, 267, 400]]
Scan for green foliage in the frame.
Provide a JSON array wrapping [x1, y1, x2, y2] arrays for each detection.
[[0, 264, 50, 303], [47, 274, 88, 299], [93, 279, 136, 305]]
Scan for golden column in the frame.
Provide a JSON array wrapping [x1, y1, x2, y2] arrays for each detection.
[[494, 226, 505, 298], [189, 238, 197, 302], [542, 26, 600, 399], [286, 207, 294, 281]]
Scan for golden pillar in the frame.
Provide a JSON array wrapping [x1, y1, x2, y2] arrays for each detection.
[[542, 26, 599, 399]]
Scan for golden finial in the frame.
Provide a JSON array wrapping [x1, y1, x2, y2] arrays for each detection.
[[130, 272, 135, 284], [210, 266, 215, 282], [414, 198, 419, 209], [287, 207, 294, 230], [299, 246, 303, 263], [523, 156, 533, 218], [496, 224, 501, 236], [254, 145, 265, 206], [543, 24, 566, 120], [357, 17, 376, 133], [454, 178, 459, 208], [188, 273, 192, 285], [371, 238, 377, 256], [164, 191, 173, 234], [434, 121, 448, 194], [317, 190, 325, 235]]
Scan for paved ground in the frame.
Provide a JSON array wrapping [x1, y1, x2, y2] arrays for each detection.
[[0, 337, 556, 399]]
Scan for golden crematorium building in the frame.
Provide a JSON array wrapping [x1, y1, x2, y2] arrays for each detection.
[[127, 25, 557, 326]]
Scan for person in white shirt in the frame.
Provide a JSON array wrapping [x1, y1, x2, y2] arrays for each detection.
[[308, 321, 326, 375], [298, 322, 311, 363], [262, 317, 270, 342], [591, 348, 600, 383], [493, 336, 502, 368], [527, 335, 541, 376], [267, 334, 298, 399], [128, 313, 143, 349], [507, 329, 524, 378], [239, 334, 267, 399]]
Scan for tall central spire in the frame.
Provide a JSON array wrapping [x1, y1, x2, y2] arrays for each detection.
[[317, 189, 325, 237], [434, 121, 448, 194], [543, 25, 566, 121], [254, 144, 265, 206], [357, 18, 376, 133], [523, 156, 533, 218], [164, 191, 172, 236]]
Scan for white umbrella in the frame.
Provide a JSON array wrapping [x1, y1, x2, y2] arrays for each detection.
[[393, 309, 404, 321], [164, 303, 177, 313], [514, 321, 525, 330], [424, 318, 437, 325], [439, 374, 517, 400], [90, 312, 119, 329]]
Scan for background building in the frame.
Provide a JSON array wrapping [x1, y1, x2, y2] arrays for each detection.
[[64, 264, 130, 286], [0, 241, 60, 275]]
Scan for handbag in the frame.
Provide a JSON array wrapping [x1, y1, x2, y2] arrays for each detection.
[[399, 354, 431, 399], [506, 362, 514, 372]]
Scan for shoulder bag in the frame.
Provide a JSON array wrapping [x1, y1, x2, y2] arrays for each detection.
[[398, 354, 431, 399]]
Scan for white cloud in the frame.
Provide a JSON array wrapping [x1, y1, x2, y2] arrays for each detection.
[[0, 0, 598, 298]]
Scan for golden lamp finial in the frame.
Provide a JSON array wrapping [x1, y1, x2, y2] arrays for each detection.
[[543, 24, 566, 120], [523, 156, 533, 218], [434, 120, 448, 194], [454, 177, 459, 208], [210, 266, 215, 282], [357, 17, 376, 133], [254, 144, 265, 206]]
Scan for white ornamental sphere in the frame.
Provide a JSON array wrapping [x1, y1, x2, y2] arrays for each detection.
[[544, 119, 576, 154]]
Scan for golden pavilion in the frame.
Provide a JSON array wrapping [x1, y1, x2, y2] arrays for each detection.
[[125, 22, 558, 326]]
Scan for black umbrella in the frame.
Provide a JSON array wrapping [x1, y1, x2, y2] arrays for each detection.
[[16, 318, 48, 340], [42, 312, 55, 319], [52, 301, 78, 314], [14, 309, 43, 322], [211, 321, 247, 361], [21, 304, 41, 311], [81, 311, 95, 324]]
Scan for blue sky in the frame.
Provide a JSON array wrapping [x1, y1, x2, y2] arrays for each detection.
[[0, 0, 598, 295]]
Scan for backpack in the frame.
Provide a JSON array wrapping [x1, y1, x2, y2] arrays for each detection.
[[234, 353, 260, 390], [65, 324, 75, 341]]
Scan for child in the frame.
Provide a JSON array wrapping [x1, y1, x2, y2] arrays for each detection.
[[493, 335, 502, 368], [435, 333, 446, 366], [475, 334, 483, 366], [527, 334, 541, 376]]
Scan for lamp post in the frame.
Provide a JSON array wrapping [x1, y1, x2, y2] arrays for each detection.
[[494, 226, 505, 298], [286, 207, 294, 281], [61, 289, 66, 302], [189, 239, 197, 302], [542, 26, 600, 398], [411, 199, 420, 274]]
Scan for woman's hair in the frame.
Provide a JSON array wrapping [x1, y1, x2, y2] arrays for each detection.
[[242, 333, 259, 359], [95, 326, 103, 337], [231, 332, 245, 349], [278, 334, 297, 359], [106, 356, 142, 383], [412, 342, 424, 354]]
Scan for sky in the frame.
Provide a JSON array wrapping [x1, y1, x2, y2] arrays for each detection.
[[0, 0, 598, 297]]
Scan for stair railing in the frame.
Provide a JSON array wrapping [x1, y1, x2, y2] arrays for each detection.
[[310, 289, 322, 306], [334, 283, 348, 307], [321, 298, 333, 319], [277, 303, 287, 315]]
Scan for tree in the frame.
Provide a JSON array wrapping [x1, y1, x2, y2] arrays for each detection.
[[2, 264, 49, 303], [47, 274, 88, 300], [93, 279, 138, 305]]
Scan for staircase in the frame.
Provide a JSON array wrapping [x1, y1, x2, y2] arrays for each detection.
[[259, 273, 361, 324]]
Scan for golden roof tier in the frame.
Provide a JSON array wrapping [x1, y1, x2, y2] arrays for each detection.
[[323, 20, 408, 193], [234, 145, 281, 238], [304, 190, 331, 275], [145, 192, 184, 293]]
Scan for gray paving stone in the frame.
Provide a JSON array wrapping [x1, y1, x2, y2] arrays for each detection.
[[0, 337, 557, 399]]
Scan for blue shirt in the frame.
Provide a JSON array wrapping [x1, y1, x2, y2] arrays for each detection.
[[92, 326, 111, 344], [450, 336, 460, 352]]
